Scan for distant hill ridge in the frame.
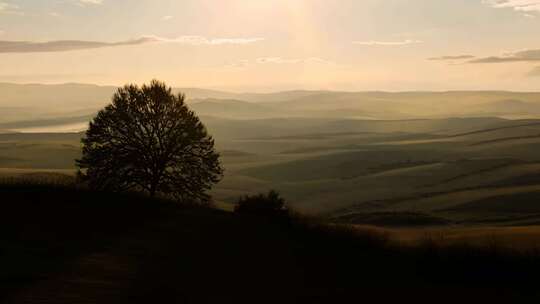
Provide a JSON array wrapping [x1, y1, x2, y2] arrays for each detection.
[[2, 83, 540, 124]]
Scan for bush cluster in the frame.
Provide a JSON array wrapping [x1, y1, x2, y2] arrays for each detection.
[[234, 190, 289, 217]]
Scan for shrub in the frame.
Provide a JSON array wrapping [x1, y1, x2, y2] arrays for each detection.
[[234, 190, 289, 217]]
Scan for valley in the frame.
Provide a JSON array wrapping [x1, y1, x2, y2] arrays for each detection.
[[3, 85, 540, 227]]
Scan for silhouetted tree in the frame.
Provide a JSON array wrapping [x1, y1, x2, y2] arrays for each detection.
[[234, 190, 289, 217], [76, 80, 223, 203]]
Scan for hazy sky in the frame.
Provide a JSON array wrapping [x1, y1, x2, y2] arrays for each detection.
[[1, 0, 540, 92]]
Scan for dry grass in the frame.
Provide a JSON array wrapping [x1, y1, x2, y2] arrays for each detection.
[[354, 225, 540, 252]]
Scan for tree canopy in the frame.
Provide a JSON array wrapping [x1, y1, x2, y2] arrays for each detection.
[[76, 80, 223, 203]]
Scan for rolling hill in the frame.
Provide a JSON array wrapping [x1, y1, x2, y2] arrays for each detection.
[[4, 116, 540, 225], [3, 83, 540, 126], [3, 83, 540, 227], [189, 99, 281, 119]]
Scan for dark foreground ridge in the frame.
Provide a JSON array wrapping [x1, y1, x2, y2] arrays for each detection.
[[2, 183, 540, 303]]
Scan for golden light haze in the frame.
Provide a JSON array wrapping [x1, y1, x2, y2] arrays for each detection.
[[1, 0, 540, 91]]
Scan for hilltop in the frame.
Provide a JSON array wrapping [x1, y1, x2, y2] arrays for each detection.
[[2, 182, 540, 303]]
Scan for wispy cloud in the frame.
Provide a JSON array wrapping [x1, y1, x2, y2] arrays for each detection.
[[225, 59, 251, 68], [0, 1, 23, 15], [256, 57, 334, 64], [352, 39, 423, 46], [0, 37, 156, 53], [483, 0, 540, 12], [528, 66, 540, 77], [79, 0, 104, 5], [428, 55, 476, 61], [151, 36, 264, 45], [469, 49, 540, 63], [0, 1, 13, 10], [0, 35, 264, 53], [226, 57, 336, 68], [67, 0, 104, 7]]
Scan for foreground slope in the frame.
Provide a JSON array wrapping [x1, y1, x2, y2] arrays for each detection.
[[2, 183, 540, 303]]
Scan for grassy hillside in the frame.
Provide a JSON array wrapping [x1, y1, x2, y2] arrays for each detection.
[[2, 183, 540, 303], [5, 116, 540, 224]]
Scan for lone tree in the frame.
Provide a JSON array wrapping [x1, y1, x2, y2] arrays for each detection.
[[76, 80, 223, 203]]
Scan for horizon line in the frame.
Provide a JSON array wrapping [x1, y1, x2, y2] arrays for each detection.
[[1, 81, 540, 95]]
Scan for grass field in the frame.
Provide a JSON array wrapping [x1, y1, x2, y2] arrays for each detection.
[[3, 116, 540, 226], [358, 225, 540, 251]]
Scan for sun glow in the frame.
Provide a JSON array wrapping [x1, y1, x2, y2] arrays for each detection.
[[2, 0, 540, 91]]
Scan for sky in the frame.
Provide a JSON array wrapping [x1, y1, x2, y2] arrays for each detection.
[[1, 0, 540, 92]]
